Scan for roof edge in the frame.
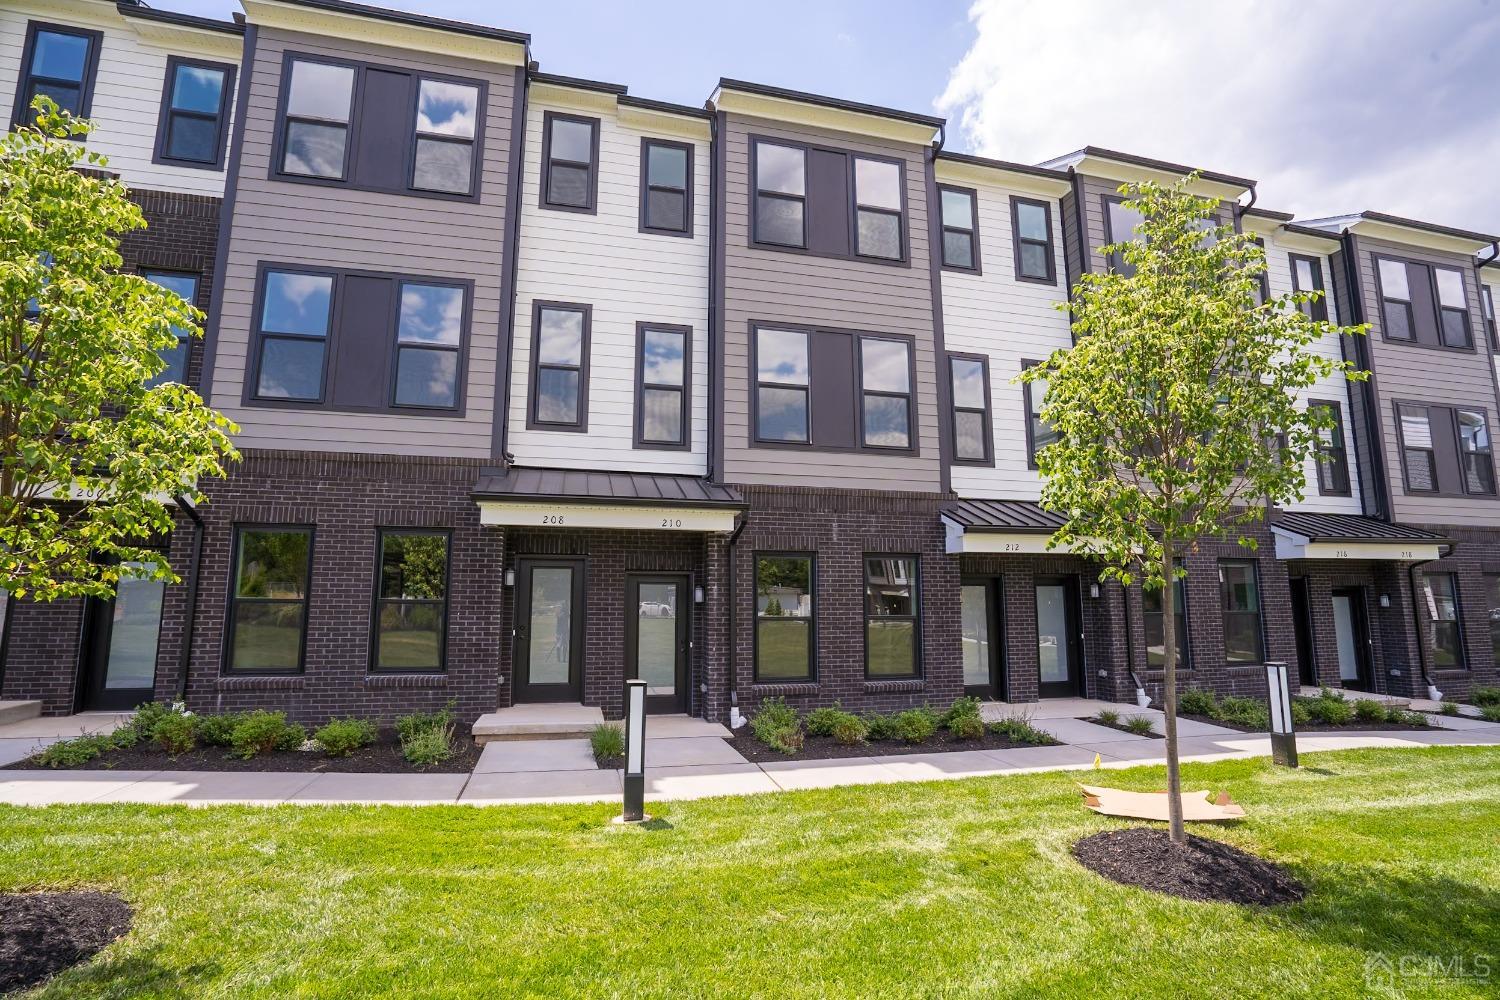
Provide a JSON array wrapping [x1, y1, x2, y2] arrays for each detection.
[[1042, 145, 1255, 191], [116, 2, 245, 34], [253, 0, 530, 45], [715, 78, 944, 129]]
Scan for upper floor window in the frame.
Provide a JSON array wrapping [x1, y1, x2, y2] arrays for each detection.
[[636, 324, 690, 448], [413, 80, 480, 195], [254, 269, 334, 401], [1011, 197, 1055, 284], [1103, 196, 1145, 276], [280, 59, 355, 180], [1310, 400, 1350, 496], [142, 271, 199, 386], [755, 553, 815, 682], [640, 139, 692, 235], [853, 157, 903, 260], [755, 327, 810, 443], [859, 336, 913, 449], [865, 556, 920, 678], [1289, 254, 1328, 322], [939, 186, 979, 272], [1022, 360, 1058, 467], [1483, 285, 1497, 350], [542, 112, 598, 212], [750, 138, 908, 264], [1458, 409, 1495, 495], [1396, 402, 1496, 496], [529, 302, 590, 430], [1435, 267, 1472, 349], [1425, 572, 1465, 668], [372, 529, 450, 672], [1249, 237, 1270, 305], [394, 283, 464, 408], [227, 526, 312, 673], [1377, 256, 1473, 349], [1377, 257, 1413, 340], [949, 353, 992, 464], [11, 23, 101, 128], [154, 58, 235, 169], [1219, 559, 1264, 664], [753, 142, 807, 248]]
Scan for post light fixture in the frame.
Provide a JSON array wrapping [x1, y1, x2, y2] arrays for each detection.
[[619, 679, 648, 823], [503, 567, 515, 588], [1264, 661, 1298, 768]]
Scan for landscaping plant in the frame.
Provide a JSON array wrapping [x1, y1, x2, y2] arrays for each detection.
[[151, 712, 198, 756], [1353, 698, 1387, 723], [589, 723, 624, 763], [803, 705, 847, 738], [1480, 704, 1500, 723], [396, 705, 456, 767], [1124, 716, 1155, 737], [749, 697, 803, 753], [1439, 702, 1460, 716], [894, 708, 938, 745], [1178, 690, 1217, 717], [1471, 687, 1500, 708], [829, 714, 868, 746], [197, 712, 246, 748], [314, 718, 377, 757], [989, 715, 1054, 746], [1095, 709, 1120, 727], [37, 734, 111, 768], [862, 713, 902, 742], [230, 711, 305, 760]]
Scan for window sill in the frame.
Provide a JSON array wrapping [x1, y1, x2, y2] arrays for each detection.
[[364, 673, 448, 688], [215, 675, 304, 691], [750, 681, 818, 696], [863, 678, 924, 693]]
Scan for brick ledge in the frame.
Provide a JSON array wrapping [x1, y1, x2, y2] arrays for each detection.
[[215, 675, 304, 691], [750, 682, 819, 696], [863, 679, 925, 693], [363, 673, 448, 689]]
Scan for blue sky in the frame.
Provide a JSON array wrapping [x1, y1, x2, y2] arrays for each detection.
[[159, 0, 1500, 234]]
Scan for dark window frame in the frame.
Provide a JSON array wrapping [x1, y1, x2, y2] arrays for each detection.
[[947, 351, 993, 466], [1425, 571, 1467, 670], [750, 323, 812, 447], [408, 76, 484, 198], [638, 137, 694, 237], [1219, 558, 1266, 666], [1393, 400, 1440, 495], [10, 21, 104, 131], [273, 52, 359, 185], [1101, 193, 1144, 275], [856, 333, 918, 453], [1143, 561, 1190, 671], [247, 263, 339, 407], [1456, 407, 1496, 497], [140, 268, 201, 387], [1482, 283, 1498, 352], [850, 153, 909, 263], [1249, 237, 1270, 305], [223, 524, 315, 676], [1309, 398, 1352, 496], [1392, 399, 1499, 500], [369, 527, 452, 674], [753, 551, 817, 684], [388, 278, 472, 413], [152, 55, 237, 170], [749, 136, 808, 251], [937, 183, 981, 274], [1372, 254, 1477, 353], [1021, 358, 1053, 469], [633, 321, 693, 450], [540, 110, 600, 214], [1433, 264, 1474, 350], [863, 553, 922, 680], [1289, 253, 1329, 322], [1010, 195, 1057, 285], [527, 300, 592, 432]]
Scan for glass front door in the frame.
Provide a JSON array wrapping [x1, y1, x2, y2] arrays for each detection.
[[1035, 577, 1082, 698], [514, 559, 585, 702], [81, 563, 164, 711], [1331, 588, 1372, 691], [961, 577, 1004, 698], [628, 575, 689, 713]]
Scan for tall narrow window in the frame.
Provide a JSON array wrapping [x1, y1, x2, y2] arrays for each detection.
[[1434, 267, 1472, 349], [949, 354, 992, 464], [865, 556, 919, 678], [754, 142, 806, 248], [1011, 197, 1055, 283], [1219, 560, 1264, 664], [529, 303, 590, 429], [1022, 360, 1058, 467], [755, 554, 814, 681], [12, 23, 100, 126], [1249, 237, 1270, 305], [1425, 572, 1464, 668], [394, 283, 464, 409], [542, 113, 598, 211], [1397, 404, 1437, 492], [1485, 573, 1500, 668], [755, 327, 810, 443], [1483, 285, 1497, 350], [411, 79, 479, 195], [142, 272, 199, 386], [280, 59, 355, 179], [853, 157, 903, 260], [859, 336, 912, 449], [641, 139, 691, 235], [1104, 196, 1145, 276], [1143, 564, 1188, 669], [1377, 258, 1414, 340], [939, 186, 979, 271], [1290, 254, 1328, 322], [1457, 409, 1495, 495], [155, 58, 234, 168], [253, 270, 334, 401], [636, 324, 689, 447], [373, 530, 449, 672], [227, 527, 312, 673], [1311, 400, 1351, 495]]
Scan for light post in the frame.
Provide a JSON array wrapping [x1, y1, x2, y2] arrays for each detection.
[[618, 679, 648, 823], [1264, 661, 1298, 768]]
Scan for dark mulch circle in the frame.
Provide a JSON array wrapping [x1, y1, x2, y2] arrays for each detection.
[[0, 891, 133, 995], [1072, 828, 1305, 906]]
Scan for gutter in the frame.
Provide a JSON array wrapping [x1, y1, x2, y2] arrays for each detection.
[[724, 512, 748, 727], [706, 105, 719, 482], [1406, 544, 1455, 701], [495, 56, 532, 466], [1337, 229, 1390, 520], [172, 495, 206, 702], [1235, 181, 1258, 220]]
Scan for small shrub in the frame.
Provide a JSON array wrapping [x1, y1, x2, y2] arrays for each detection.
[[38, 735, 110, 768], [395, 704, 455, 745], [397, 705, 455, 766], [990, 715, 1053, 746], [1179, 689, 1218, 717], [1290, 701, 1312, 726], [895, 707, 938, 745], [197, 712, 246, 748], [948, 713, 985, 741], [1386, 709, 1427, 727], [315, 718, 377, 757], [762, 725, 804, 754], [830, 714, 868, 745], [1318, 686, 1345, 702], [750, 697, 799, 745], [1439, 702, 1460, 717], [1217, 696, 1270, 729], [1303, 695, 1354, 726], [1095, 709, 1120, 727], [804, 705, 847, 738], [1480, 704, 1500, 723], [1123, 715, 1155, 736], [1353, 698, 1387, 723], [590, 723, 624, 762], [107, 725, 140, 750], [152, 712, 198, 755], [128, 701, 175, 739], [1471, 687, 1500, 708], [863, 713, 902, 742], [230, 710, 305, 759], [940, 696, 981, 727]]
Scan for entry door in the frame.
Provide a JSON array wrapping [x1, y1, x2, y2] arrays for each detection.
[[514, 558, 585, 702], [1035, 576, 1083, 698], [1289, 577, 1317, 687], [1331, 587, 1373, 691], [961, 576, 1005, 699], [627, 575, 689, 714], [80, 565, 164, 711]]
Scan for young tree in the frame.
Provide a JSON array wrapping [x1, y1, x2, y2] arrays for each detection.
[[1, 97, 238, 601], [1020, 175, 1366, 843]]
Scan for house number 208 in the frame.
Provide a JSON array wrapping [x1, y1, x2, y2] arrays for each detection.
[[541, 514, 564, 525]]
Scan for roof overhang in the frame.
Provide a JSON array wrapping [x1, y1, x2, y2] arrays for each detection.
[[478, 499, 739, 533], [472, 469, 744, 533], [711, 81, 941, 146], [528, 75, 712, 139], [1299, 213, 1496, 257], [941, 515, 1074, 555], [1240, 214, 1343, 255], [1041, 147, 1252, 202], [1270, 526, 1446, 562], [10, 0, 242, 58], [241, 0, 528, 66], [935, 153, 1072, 199]]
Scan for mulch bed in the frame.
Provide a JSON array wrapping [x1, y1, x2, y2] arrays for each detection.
[[595, 754, 623, 770], [5, 733, 480, 774], [1086, 716, 1165, 739], [728, 728, 1058, 763], [1072, 828, 1305, 906], [1, 891, 133, 995], [1179, 712, 1438, 735]]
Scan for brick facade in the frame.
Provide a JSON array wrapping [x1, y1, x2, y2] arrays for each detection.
[[119, 189, 221, 391]]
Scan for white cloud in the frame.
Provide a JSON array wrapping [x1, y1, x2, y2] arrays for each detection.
[[936, 0, 1500, 233]]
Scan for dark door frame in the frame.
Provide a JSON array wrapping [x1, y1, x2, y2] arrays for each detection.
[[1035, 575, 1084, 699], [513, 556, 586, 703], [77, 585, 162, 712], [1289, 576, 1317, 687], [625, 572, 691, 714], [1331, 585, 1375, 692], [961, 574, 1007, 701]]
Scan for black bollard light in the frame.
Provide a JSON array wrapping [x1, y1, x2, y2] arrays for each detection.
[[620, 679, 648, 823], [1264, 661, 1298, 768]]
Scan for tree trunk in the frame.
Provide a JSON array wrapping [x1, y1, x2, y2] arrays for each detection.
[[1161, 541, 1186, 844]]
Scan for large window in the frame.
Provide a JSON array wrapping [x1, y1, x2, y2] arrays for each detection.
[[412, 79, 480, 195], [1377, 256, 1474, 349], [755, 554, 814, 682], [155, 57, 235, 168], [853, 157, 904, 260], [1377, 257, 1414, 340], [1311, 400, 1351, 495], [529, 303, 590, 430], [280, 59, 355, 180], [1425, 572, 1464, 668], [1483, 285, 1497, 350], [859, 336, 913, 449], [142, 271, 199, 386], [1143, 563, 1188, 669], [753, 142, 807, 248], [542, 112, 598, 212], [1289, 254, 1328, 322], [1435, 267, 1472, 349], [11, 22, 101, 127], [394, 282, 464, 409], [1022, 360, 1058, 467], [938, 186, 979, 272], [1458, 409, 1495, 495], [253, 269, 334, 401], [1397, 404, 1437, 492], [1396, 402, 1496, 496], [640, 139, 692, 235], [949, 353, 992, 464], [1485, 573, 1500, 668], [1103, 196, 1145, 276], [865, 556, 919, 678], [1011, 197, 1055, 284], [1219, 560, 1264, 664], [755, 327, 810, 443], [636, 324, 690, 447], [227, 527, 312, 673], [372, 530, 449, 672]]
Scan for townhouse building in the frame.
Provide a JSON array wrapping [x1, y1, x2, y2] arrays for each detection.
[[3, 0, 1497, 727]]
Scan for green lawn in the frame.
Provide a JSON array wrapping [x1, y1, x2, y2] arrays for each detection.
[[3, 747, 1498, 998]]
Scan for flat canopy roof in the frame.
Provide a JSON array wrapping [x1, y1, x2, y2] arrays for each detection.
[[942, 498, 1067, 534], [1271, 512, 1449, 561], [474, 468, 745, 508]]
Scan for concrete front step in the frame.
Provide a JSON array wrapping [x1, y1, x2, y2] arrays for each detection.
[[0, 701, 42, 727], [472, 704, 605, 743]]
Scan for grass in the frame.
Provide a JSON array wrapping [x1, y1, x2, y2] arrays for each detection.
[[2, 747, 1498, 998]]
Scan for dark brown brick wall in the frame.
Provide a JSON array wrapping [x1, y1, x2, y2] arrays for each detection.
[[119, 189, 221, 390], [1400, 525, 1500, 700], [0, 597, 85, 712]]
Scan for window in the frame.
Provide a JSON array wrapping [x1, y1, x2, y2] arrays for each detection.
[[1219, 560, 1264, 664], [1485, 573, 1500, 668], [541, 112, 598, 211], [372, 530, 449, 672], [636, 324, 690, 447], [755, 327, 810, 443], [1377, 258, 1413, 340], [280, 59, 355, 180], [938, 186, 979, 271], [1011, 197, 1055, 283], [1458, 409, 1495, 495], [394, 283, 464, 409], [11, 23, 101, 127], [859, 336, 913, 449], [1483, 285, 1497, 350], [227, 527, 312, 673], [253, 269, 334, 401], [1290, 254, 1328, 322], [529, 303, 590, 429], [142, 272, 199, 386], [1397, 404, 1437, 491], [755, 554, 814, 681], [640, 139, 692, 235], [1377, 256, 1474, 350], [1424, 572, 1464, 668], [412, 79, 480, 195], [154, 57, 234, 168], [865, 556, 919, 677], [1434, 267, 1472, 349], [853, 157, 903, 260], [1022, 360, 1058, 467], [1104, 196, 1145, 276], [1310, 400, 1351, 495], [754, 142, 807, 248], [1143, 564, 1188, 669], [949, 354, 992, 464], [1249, 237, 1270, 306]]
